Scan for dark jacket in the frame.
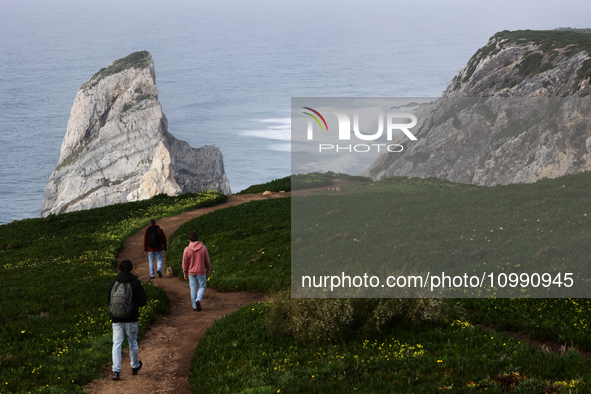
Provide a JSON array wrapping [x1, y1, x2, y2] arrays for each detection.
[[108, 271, 148, 322], [144, 225, 167, 252]]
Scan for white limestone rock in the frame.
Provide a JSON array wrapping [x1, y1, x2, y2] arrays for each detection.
[[41, 51, 231, 217]]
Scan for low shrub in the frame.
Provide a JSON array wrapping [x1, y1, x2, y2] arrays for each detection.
[[266, 292, 455, 343]]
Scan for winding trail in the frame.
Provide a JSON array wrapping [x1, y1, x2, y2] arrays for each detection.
[[84, 192, 289, 394]]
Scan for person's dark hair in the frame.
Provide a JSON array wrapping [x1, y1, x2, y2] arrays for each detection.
[[119, 260, 133, 272], [189, 232, 199, 242], [149, 218, 156, 225]]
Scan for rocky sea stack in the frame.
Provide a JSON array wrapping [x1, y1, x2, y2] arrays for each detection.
[[364, 29, 591, 186], [41, 51, 231, 217]]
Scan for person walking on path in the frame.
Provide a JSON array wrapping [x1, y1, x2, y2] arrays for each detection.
[[108, 259, 148, 380], [182, 232, 210, 311], [144, 218, 167, 279]]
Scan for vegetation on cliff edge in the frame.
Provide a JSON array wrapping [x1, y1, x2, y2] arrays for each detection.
[[83, 51, 153, 89]]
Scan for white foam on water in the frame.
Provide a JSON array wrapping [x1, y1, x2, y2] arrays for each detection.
[[240, 129, 291, 141], [240, 117, 291, 141], [269, 143, 291, 152]]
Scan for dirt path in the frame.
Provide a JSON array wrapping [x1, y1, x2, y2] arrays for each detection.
[[84, 192, 288, 394]]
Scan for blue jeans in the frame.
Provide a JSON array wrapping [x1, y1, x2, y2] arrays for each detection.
[[112, 322, 140, 372], [188, 274, 207, 309], [148, 250, 163, 277]]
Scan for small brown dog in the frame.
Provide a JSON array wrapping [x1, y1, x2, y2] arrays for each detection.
[[166, 267, 173, 278]]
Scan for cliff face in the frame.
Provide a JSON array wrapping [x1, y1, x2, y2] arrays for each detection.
[[364, 30, 591, 185], [41, 51, 231, 216]]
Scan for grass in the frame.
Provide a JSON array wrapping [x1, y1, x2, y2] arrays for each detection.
[[6, 173, 591, 392], [191, 303, 589, 393], [0, 190, 226, 393], [237, 172, 370, 194], [167, 172, 370, 294], [167, 198, 291, 294], [291, 173, 591, 298], [461, 298, 591, 351], [493, 30, 591, 54], [238, 176, 292, 194], [290, 172, 370, 190], [181, 173, 591, 393]]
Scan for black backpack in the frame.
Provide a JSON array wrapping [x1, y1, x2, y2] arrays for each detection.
[[147, 226, 161, 248], [109, 281, 133, 319]]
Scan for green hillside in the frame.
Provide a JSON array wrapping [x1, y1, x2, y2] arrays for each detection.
[[182, 174, 591, 393], [3, 172, 591, 392], [0, 191, 225, 392]]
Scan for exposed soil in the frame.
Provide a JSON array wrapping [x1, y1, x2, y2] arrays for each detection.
[[84, 192, 288, 394]]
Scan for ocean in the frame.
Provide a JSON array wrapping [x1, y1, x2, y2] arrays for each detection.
[[1, 0, 589, 224]]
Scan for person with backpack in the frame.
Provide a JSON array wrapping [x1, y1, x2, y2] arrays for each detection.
[[108, 259, 148, 380], [144, 218, 167, 279], [182, 232, 211, 311]]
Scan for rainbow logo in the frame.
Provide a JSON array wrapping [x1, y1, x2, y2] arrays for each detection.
[[302, 107, 329, 131]]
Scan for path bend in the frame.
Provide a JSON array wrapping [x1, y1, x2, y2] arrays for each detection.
[[84, 192, 289, 393]]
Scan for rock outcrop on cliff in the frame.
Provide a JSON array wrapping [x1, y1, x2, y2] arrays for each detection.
[[364, 29, 591, 186], [41, 51, 231, 216]]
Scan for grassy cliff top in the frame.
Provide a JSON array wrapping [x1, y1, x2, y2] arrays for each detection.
[[466, 29, 591, 74], [554, 27, 591, 34], [492, 29, 591, 53], [84, 51, 153, 89], [455, 29, 591, 90]]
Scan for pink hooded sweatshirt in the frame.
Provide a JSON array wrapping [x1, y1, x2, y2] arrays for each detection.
[[182, 241, 211, 276]]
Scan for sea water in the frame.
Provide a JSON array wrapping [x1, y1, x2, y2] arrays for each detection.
[[1, 0, 588, 224]]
